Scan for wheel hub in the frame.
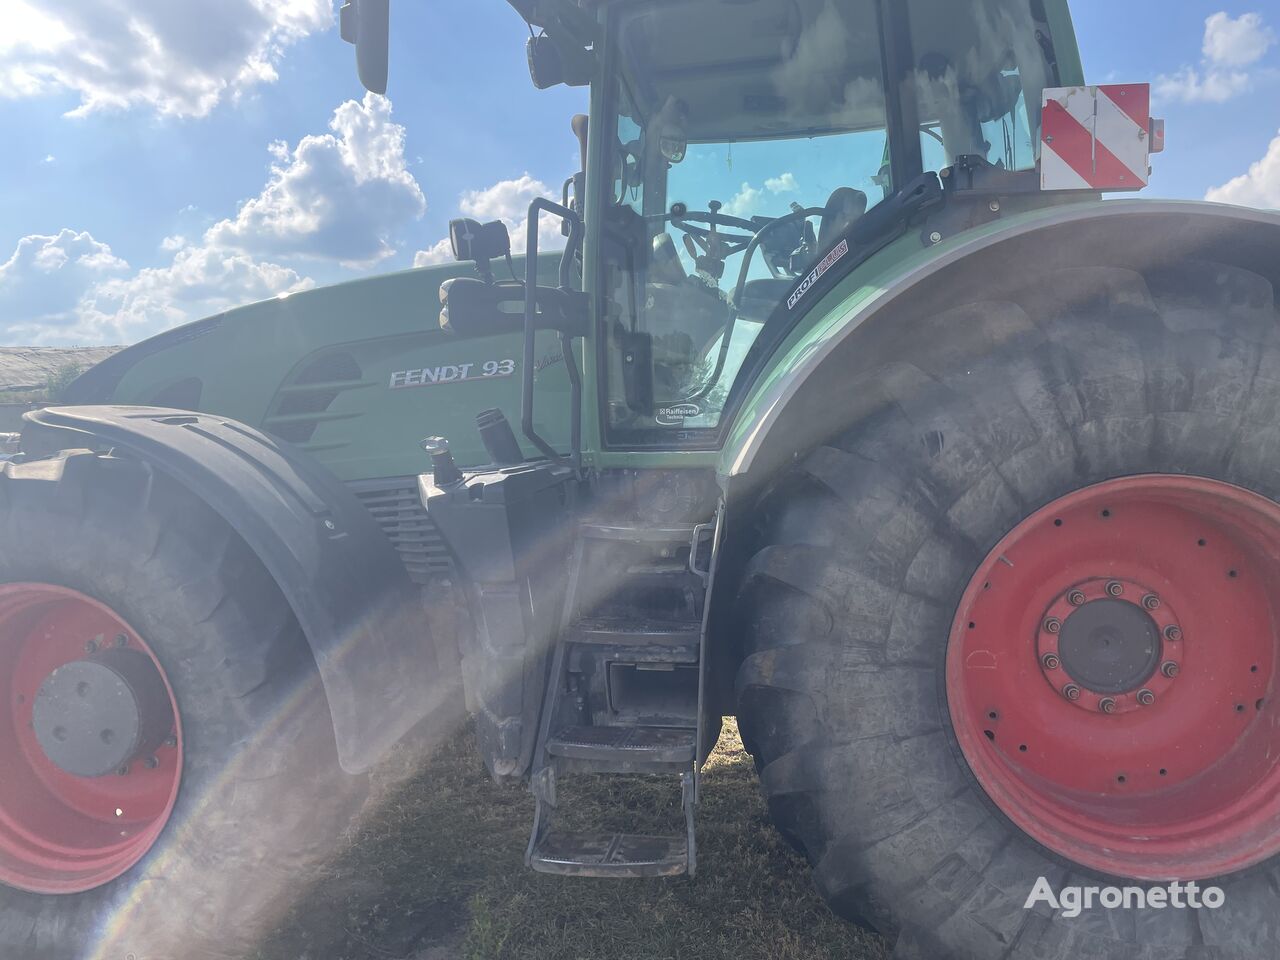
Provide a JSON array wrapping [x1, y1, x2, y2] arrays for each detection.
[[1037, 577, 1183, 714], [946, 475, 1280, 881], [32, 649, 175, 778]]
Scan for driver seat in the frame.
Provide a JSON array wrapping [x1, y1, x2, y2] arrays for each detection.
[[817, 187, 868, 248]]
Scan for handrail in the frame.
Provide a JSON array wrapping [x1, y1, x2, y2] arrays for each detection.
[[523, 197, 585, 469]]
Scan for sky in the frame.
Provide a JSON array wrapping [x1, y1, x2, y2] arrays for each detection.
[[0, 0, 1277, 347]]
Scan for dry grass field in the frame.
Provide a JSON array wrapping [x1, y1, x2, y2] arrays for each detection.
[[253, 719, 889, 960]]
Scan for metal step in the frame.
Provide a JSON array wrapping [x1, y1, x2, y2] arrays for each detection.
[[547, 725, 695, 768], [578, 522, 698, 543], [523, 509, 719, 883], [570, 617, 701, 648], [529, 831, 689, 878]]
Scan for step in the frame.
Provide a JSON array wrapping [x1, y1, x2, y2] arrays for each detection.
[[570, 618, 701, 648], [547, 725, 695, 767], [579, 522, 698, 543], [529, 831, 688, 877], [624, 558, 697, 577]]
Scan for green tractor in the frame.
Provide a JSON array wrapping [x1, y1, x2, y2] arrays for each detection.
[[5, 0, 1280, 957]]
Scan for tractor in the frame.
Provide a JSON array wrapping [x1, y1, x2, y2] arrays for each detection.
[[3, 0, 1279, 957]]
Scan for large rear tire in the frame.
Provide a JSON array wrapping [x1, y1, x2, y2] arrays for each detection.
[[735, 259, 1280, 958], [0, 451, 367, 960]]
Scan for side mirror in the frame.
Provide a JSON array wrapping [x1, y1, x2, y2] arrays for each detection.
[[653, 97, 688, 164], [527, 35, 567, 90], [340, 0, 390, 95], [523, 19, 594, 89], [449, 219, 512, 282]]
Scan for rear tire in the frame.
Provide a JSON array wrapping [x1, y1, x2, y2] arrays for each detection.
[[0, 451, 367, 960], [735, 260, 1280, 958]]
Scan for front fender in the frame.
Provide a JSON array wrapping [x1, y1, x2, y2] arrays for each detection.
[[20, 405, 453, 774], [719, 199, 1280, 490]]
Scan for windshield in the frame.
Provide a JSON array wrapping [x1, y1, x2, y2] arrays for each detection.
[[601, 0, 890, 439], [599, 0, 1054, 445]]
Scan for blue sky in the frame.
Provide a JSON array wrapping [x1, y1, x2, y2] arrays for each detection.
[[0, 0, 1277, 346]]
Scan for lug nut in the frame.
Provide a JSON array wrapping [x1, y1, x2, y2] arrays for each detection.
[[114, 633, 128, 648], [1106, 581, 1124, 598], [1142, 594, 1161, 610], [1042, 652, 1061, 670], [1063, 683, 1082, 701], [117, 764, 130, 776], [1161, 661, 1180, 679], [85, 639, 98, 654], [1068, 590, 1086, 606], [1043, 617, 1062, 634], [1137, 689, 1156, 706], [1099, 697, 1117, 714], [143, 756, 159, 769], [164, 735, 178, 748], [1164, 625, 1183, 642]]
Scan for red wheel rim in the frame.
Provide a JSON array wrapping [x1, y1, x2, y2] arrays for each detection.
[[947, 476, 1280, 881], [0, 584, 183, 894]]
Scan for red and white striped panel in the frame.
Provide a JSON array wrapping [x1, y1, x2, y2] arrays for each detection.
[[1041, 84, 1153, 192]]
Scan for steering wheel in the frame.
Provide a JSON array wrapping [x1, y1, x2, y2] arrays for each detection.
[[665, 202, 757, 281]]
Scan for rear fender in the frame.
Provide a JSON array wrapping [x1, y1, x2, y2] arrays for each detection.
[[720, 200, 1280, 492], [20, 405, 455, 774]]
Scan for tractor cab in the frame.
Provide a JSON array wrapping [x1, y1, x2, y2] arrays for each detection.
[[426, 0, 1070, 462], [591, 0, 1052, 445]]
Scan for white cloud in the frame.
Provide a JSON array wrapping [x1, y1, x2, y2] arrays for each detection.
[[0, 230, 129, 342], [765, 173, 799, 194], [458, 176, 539, 222], [1203, 11, 1276, 67], [41, 154, 55, 164], [0, 0, 332, 118], [413, 174, 564, 269], [413, 238, 455, 268], [4, 94, 430, 344], [1154, 65, 1252, 103], [723, 175, 798, 217], [1156, 11, 1275, 104], [75, 246, 312, 345], [206, 93, 425, 267], [0, 228, 311, 346], [723, 182, 764, 219], [1206, 131, 1280, 209]]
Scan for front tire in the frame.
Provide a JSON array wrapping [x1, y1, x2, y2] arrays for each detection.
[[0, 451, 367, 960], [735, 260, 1280, 958]]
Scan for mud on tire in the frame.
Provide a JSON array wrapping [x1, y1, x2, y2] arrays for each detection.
[[735, 260, 1280, 959]]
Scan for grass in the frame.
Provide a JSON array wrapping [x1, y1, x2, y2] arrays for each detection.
[[253, 719, 889, 960]]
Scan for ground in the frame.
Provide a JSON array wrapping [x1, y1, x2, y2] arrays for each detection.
[[252, 719, 889, 960], [0, 346, 120, 395]]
